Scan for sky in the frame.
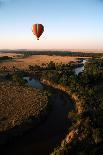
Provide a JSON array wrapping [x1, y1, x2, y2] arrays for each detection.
[[0, 0, 103, 50]]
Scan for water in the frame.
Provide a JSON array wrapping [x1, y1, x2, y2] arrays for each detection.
[[3, 90, 74, 155], [23, 77, 43, 89], [75, 59, 87, 75], [3, 72, 75, 154]]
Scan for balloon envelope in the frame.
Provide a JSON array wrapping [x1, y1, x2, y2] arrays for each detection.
[[32, 24, 44, 40]]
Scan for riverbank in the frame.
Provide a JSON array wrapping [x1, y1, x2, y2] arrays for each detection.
[[41, 79, 90, 152], [1, 55, 102, 154], [41, 79, 86, 114], [0, 82, 50, 145], [41, 78, 103, 155], [1, 85, 74, 155]]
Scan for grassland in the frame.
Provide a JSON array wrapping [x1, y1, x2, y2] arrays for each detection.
[[0, 51, 103, 154], [0, 52, 22, 58], [1, 50, 102, 70], [0, 82, 48, 133], [0, 55, 78, 70]]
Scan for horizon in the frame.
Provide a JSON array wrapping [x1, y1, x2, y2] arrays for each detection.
[[0, 48, 103, 53], [0, 0, 103, 50]]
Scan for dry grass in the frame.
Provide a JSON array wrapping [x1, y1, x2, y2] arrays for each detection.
[[0, 83, 48, 132], [0, 52, 22, 58], [0, 55, 77, 70]]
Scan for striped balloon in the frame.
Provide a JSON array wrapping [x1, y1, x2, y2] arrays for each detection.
[[32, 24, 44, 40]]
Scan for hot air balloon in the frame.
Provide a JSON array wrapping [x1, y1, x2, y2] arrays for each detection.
[[32, 24, 44, 40]]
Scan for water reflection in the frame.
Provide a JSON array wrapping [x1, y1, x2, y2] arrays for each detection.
[[75, 60, 87, 75], [75, 59, 87, 75], [23, 77, 43, 90]]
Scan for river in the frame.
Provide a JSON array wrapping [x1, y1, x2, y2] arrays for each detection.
[[3, 79, 74, 155], [74, 59, 87, 75], [2, 59, 87, 155], [23, 77, 43, 89], [23, 59, 87, 89], [3, 60, 86, 155]]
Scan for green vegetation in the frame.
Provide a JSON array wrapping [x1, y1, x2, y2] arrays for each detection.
[[16, 50, 103, 57], [38, 58, 103, 155], [23, 51, 33, 58], [0, 55, 103, 154], [0, 56, 12, 61]]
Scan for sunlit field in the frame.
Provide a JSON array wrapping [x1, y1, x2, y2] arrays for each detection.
[[0, 54, 77, 70]]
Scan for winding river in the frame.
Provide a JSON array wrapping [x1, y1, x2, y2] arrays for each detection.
[[2, 60, 86, 155], [3, 87, 74, 155]]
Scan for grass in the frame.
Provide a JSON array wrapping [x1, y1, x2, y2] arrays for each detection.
[[0, 55, 77, 70], [0, 52, 22, 58], [0, 82, 48, 132]]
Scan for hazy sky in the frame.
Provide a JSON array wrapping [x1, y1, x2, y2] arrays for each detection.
[[0, 0, 103, 49]]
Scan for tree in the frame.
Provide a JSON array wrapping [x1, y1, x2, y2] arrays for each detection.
[[29, 65, 34, 71], [47, 61, 55, 70], [93, 129, 102, 144], [12, 74, 26, 85]]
